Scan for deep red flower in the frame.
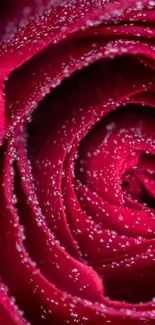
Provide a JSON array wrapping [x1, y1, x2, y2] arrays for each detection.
[[1, 0, 155, 324]]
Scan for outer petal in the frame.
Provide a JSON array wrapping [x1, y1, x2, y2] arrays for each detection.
[[0, 282, 26, 325]]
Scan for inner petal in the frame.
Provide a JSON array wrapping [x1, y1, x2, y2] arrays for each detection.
[[75, 104, 155, 208]]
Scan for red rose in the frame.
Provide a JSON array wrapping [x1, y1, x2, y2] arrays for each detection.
[[1, 0, 155, 324]]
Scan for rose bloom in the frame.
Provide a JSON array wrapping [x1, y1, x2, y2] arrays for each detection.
[[1, 0, 155, 324]]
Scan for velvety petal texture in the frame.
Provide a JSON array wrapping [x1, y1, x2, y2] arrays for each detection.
[[1, 0, 155, 324]]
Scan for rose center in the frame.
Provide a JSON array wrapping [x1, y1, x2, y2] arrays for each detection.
[[121, 153, 155, 210]]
